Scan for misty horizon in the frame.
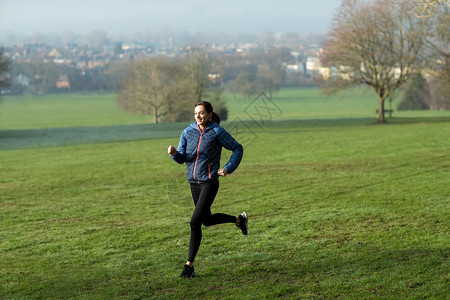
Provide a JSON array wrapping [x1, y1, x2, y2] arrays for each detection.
[[0, 0, 342, 40]]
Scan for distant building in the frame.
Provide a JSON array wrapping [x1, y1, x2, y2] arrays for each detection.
[[48, 48, 62, 58], [285, 64, 305, 74], [13, 74, 30, 88], [306, 57, 322, 75], [56, 75, 70, 90], [208, 73, 222, 86], [319, 67, 331, 80]]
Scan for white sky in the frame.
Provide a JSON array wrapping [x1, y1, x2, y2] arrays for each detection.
[[0, 0, 343, 35]]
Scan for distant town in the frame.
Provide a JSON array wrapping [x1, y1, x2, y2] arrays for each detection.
[[0, 31, 327, 94]]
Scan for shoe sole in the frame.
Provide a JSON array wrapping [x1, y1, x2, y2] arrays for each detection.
[[241, 212, 248, 235]]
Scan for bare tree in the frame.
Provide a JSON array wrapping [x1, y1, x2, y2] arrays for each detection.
[[184, 48, 211, 101], [257, 48, 291, 98], [232, 72, 259, 100], [257, 62, 281, 99], [321, 0, 432, 123], [164, 76, 196, 122], [104, 60, 132, 91], [0, 48, 11, 93], [183, 48, 227, 117], [118, 57, 184, 124], [416, 0, 449, 16]]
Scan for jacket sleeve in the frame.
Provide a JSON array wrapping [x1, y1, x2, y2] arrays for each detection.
[[216, 127, 243, 174], [170, 130, 187, 164]]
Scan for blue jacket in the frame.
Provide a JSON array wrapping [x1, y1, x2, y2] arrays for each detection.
[[170, 121, 243, 183]]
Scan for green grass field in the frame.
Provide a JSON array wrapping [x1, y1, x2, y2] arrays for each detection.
[[0, 93, 152, 130], [1, 88, 449, 299]]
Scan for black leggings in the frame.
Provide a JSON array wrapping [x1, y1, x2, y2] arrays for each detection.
[[188, 179, 236, 262]]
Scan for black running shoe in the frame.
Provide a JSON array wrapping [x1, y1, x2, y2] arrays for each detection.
[[237, 212, 248, 235], [179, 264, 195, 278]]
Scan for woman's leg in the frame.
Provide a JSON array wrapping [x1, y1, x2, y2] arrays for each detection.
[[188, 180, 235, 263]]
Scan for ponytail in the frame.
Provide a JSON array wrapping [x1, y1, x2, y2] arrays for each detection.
[[195, 101, 221, 125], [211, 112, 221, 125]]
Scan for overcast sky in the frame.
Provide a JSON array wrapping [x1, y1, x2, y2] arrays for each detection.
[[0, 0, 343, 36]]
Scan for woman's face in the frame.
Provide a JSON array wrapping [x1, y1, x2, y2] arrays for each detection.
[[194, 105, 212, 128]]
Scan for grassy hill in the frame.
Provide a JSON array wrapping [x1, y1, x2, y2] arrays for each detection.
[[1, 89, 449, 299]]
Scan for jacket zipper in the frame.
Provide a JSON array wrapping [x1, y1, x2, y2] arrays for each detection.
[[193, 124, 207, 183], [208, 163, 211, 180]]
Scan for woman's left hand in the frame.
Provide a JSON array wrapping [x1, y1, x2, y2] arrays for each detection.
[[218, 168, 228, 177]]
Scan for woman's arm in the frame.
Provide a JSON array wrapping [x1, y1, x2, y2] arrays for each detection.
[[169, 131, 187, 164], [216, 127, 243, 174]]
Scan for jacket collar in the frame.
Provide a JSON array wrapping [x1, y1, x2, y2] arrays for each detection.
[[190, 121, 217, 131]]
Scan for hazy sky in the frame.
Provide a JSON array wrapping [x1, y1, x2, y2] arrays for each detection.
[[0, 0, 342, 35]]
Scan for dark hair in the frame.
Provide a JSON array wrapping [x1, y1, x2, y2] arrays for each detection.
[[195, 101, 221, 124]]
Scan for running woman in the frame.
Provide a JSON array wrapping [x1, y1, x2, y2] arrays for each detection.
[[168, 101, 248, 278]]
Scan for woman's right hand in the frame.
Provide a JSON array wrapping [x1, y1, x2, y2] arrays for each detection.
[[168, 145, 177, 156]]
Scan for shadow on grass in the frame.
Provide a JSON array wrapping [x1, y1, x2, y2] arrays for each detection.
[[0, 123, 186, 150], [384, 116, 450, 125], [1, 116, 448, 150], [267, 116, 450, 128], [273, 96, 312, 101]]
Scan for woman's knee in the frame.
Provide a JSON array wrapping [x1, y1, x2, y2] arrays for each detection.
[[190, 216, 213, 228], [190, 217, 202, 230]]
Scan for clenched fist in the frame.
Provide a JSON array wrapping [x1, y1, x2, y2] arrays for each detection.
[[218, 168, 228, 177], [168, 145, 177, 156]]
